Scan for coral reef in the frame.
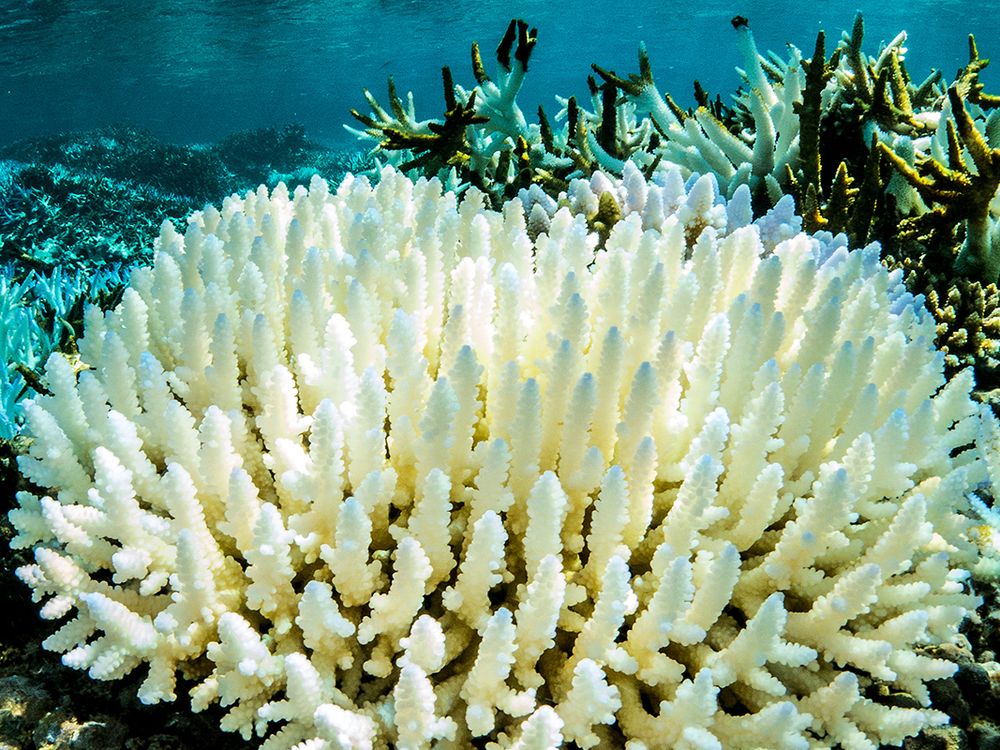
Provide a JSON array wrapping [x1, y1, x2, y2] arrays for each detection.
[[8, 166, 998, 749], [0, 127, 374, 272], [0, 264, 131, 440], [0, 158, 191, 271], [0, 127, 230, 204], [351, 15, 1000, 404], [0, 127, 374, 438], [3, 12, 1000, 750], [211, 124, 375, 193]]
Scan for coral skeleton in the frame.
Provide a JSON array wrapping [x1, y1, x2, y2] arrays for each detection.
[[9, 165, 997, 749]]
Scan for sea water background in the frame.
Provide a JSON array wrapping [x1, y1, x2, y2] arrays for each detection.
[[0, 0, 996, 149]]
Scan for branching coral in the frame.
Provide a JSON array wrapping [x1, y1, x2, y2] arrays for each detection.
[[879, 84, 1000, 282], [596, 12, 950, 230], [831, 14, 939, 142], [347, 14, 948, 241], [351, 74, 490, 175], [868, 36, 1000, 392], [594, 16, 806, 207], [350, 14, 1000, 403], [925, 278, 1000, 396], [350, 19, 547, 200], [9, 166, 996, 749], [0, 263, 130, 439]]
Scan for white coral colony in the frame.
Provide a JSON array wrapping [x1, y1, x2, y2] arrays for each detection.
[[9, 164, 997, 749]]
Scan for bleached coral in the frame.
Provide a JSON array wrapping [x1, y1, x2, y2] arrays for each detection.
[[353, 16, 814, 206], [9, 165, 995, 748]]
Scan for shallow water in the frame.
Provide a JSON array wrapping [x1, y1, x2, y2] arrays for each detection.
[[0, 0, 994, 148]]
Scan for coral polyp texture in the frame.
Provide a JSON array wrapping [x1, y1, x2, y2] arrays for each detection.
[[8, 165, 996, 750]]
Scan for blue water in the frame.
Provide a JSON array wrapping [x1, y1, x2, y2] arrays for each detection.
[[0, 0, 996, 148]]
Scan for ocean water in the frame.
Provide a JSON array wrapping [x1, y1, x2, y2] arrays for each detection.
[[0, 0, 995, 149]]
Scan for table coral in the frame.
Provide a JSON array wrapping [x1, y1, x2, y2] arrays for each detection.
[[8, 166, 997, 749]]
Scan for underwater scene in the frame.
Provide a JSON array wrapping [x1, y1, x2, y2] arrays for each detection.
[[4, 1, 1000, 748]]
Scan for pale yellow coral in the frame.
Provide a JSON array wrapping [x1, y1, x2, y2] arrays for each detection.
[[8, 166, 996, 749]]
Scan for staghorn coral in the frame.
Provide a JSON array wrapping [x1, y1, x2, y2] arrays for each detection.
[[350, 19, 546, 202], [924, 278, 1000, 398], [879, 82, 1000, 283], [351, 18, 691, 207], [0, 263, 131, 440], [869, 36, 1000, 393], [596, 12, 950, 233], [830, 14, 941, 143], [593, 15, 807, 208], [351, 14, 1000, 404], [348, 14, 952, 241], [8, 166, 997, 749]]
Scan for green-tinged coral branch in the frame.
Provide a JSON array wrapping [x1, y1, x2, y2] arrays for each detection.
[[879, 87, 1000, 281]]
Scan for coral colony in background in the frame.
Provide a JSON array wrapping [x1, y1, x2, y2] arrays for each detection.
[[4, 14, 1000, 750], [352, 16, 1000, 401]]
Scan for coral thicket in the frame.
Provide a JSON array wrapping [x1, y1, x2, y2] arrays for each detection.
[[9, 167, 995, 749]]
